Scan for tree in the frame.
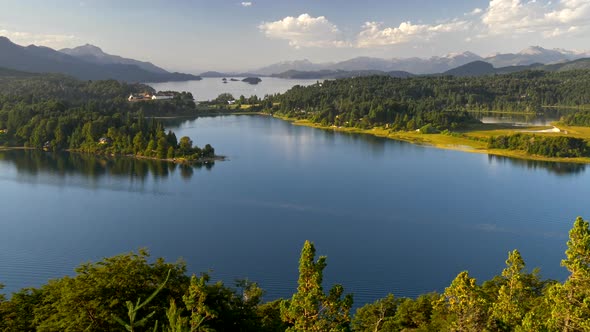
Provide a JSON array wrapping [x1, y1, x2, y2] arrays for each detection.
[[490, 250, 535, 330], [145, 139, 156, 157], [548, 217, 590, 331], [178, 136, 193, 156], [157, 135, 168, 159], [202, 144, 214, 158], [133, 132, 146, 155], [281, 240, 353, 332], [31, 249, 188, 331], [352, 294, 399, 332], [437, 271, 488, 331]]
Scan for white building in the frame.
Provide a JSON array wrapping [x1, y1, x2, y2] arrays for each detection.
[[152, 94, 174, 100]]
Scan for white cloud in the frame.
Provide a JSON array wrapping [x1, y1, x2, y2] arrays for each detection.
[[258, 0, 590, 50], [241, 2, 252, 7], [259, 14, 349, 48], [482, 0, 590, 36], [466, 8, 483, 16], [0, 28, 79, 48], [357, 20, 470, 48]]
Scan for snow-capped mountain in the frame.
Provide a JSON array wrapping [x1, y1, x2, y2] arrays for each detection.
[[484, 46, 582, 68], [253, 47, 589, 75]]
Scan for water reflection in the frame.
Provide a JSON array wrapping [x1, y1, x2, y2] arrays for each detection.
[[488, 155, 585, 176], [0, 150, 213, 180]]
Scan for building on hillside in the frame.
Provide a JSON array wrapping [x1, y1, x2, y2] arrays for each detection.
[[152, 92, 175, 100], [128, 92, 152, 101], [98, 137, 112, 145]]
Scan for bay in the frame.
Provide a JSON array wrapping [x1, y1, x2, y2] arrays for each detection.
[[1, 115, 588, 306], [148, 77, 318, 101]]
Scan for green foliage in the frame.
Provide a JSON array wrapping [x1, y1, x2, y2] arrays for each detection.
[[0, 74, 214, 161], [265, 71, 590, 131], [547, 216, 590, 331], [112, 269, 171, 331], [489, 250, 537, 330], [419, 123, 439, 134], [488, 134, 590, 157], [437, 271, 489, 331], [3, 218, 590, 331], [562, 110, 590, 126], [351, 294, 400, 331], [31, 249, 188, 331], [281, 240, 353, 332]]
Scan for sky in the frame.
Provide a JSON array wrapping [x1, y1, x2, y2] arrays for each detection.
[[1, 0, 589, 72]]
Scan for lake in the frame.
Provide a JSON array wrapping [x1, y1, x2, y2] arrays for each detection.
[[1, 115, 588, 307], [148, 77, 318, 101]]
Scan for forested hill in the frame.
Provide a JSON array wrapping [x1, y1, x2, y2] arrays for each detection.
[[0, 70, 214, 161], [266, 70, 590, 130]]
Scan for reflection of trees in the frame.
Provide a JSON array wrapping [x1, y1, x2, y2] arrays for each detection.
[[0, 150, 214, 180], [488, 155, 585, 176]]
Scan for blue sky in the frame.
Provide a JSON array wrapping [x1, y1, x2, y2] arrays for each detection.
[[1, 0, 589, 72]]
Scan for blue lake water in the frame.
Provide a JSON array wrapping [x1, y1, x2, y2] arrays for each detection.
[[1, 115, 588, 306], [148, 77, 318, 101]]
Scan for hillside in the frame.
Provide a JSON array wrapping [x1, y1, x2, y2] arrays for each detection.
[[271, 69, 413, 79], [60, 44, 169, 74], [0, 37, 201, 82], [543, 58, 590, 72]]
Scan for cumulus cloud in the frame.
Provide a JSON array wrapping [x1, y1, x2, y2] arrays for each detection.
[[466, 8, 483, 16], [259, 0, 590, 49], [241, 2, 252, 7], [0, 29, 79, 48], [357, 20, 470, 48], [259, 14, 350, 48], [482, 0, 590, 36]]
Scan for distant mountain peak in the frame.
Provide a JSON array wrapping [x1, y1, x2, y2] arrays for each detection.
[[60, 43, 169, 74], [60, 44, 106, 57], [443, 51, 480, 58], [519, 46, 551, 55], [0, 36, 201, 81]]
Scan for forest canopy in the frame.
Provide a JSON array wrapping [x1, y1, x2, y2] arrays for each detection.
[[1, 217, 590, 331]]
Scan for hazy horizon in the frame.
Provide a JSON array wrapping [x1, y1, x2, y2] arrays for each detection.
[[1, 0, 589, 72]]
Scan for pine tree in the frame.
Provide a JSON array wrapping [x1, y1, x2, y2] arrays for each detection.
[[490, 250, 533, 330], [548, 216, 590, 331], [281, 240, 353, 332], [438, 271, 488, 332]]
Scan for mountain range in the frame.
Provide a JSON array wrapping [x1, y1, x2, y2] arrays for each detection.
[[0, 37, 201, 82], [1, 35, 590, 81], [253, 46, 590, 76]]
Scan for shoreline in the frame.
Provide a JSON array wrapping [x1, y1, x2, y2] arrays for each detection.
[[271, 115, 590, 164], [65, 149, 227, 164], [0, 146, 226, 164]]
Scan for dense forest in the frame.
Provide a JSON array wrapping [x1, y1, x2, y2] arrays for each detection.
[[1, 217, 590, 331], [264, 70, 590, 131], [488, 134, 589, 158], [561, 110, 590, 127], [0, 72, 214, 161]]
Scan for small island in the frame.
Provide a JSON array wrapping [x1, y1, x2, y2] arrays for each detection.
[[242, 77, 262, 85]]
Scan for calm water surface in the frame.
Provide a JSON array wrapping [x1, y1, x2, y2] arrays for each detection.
[[1, 115, 589, 306], [148, 77, 318, 101]]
